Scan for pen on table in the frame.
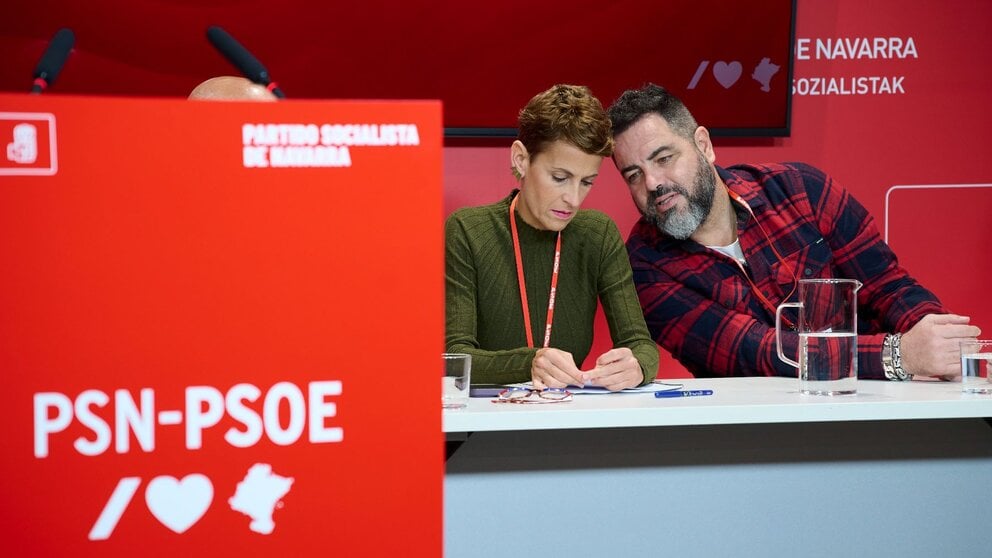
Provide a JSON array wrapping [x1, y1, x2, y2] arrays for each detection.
[[655, 389, 713, 398]]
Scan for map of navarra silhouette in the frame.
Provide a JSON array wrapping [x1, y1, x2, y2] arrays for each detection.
[[752, 57, 781, 92], [229, 463, 294, 535]]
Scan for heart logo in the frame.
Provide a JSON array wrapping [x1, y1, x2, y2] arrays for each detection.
[[145, 474, 214, 534], [713, 61, 743, 88]]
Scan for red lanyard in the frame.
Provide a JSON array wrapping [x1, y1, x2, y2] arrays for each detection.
[[727, 188, 797, 328], [509, 195, 562, 348]]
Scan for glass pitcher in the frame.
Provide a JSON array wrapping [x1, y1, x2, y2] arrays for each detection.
[[775, 279, 862, 395]]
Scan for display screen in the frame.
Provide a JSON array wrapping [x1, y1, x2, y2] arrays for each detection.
[[0, 0, 795, 136]]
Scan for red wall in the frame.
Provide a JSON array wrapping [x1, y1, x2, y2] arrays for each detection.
[[3, 0, 989, 378], [444, 0, 992, 377]]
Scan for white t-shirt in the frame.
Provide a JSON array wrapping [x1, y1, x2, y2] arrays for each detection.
[[708, 238, 746, 266]]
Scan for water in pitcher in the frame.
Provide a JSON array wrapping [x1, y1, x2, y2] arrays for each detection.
[[799, 332, 857, 395], [960, 353, 992, 394]]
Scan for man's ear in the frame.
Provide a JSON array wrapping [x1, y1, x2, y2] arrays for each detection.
[[510, 140, 529, 179], [693, 126, 716, 165]]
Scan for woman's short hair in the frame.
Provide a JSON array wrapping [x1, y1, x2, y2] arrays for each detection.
[[517, 84, 614, 159]]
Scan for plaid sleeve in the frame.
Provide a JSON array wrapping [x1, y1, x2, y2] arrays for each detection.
[[798, 164, 948, 378]]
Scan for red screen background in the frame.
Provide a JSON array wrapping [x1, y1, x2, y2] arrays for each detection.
[[0, 0, 794, 134]]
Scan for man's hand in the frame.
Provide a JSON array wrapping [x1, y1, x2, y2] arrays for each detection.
[[531, 348, 584, 389], [900, 314, 981, 379], [581, 348, 644, 392]]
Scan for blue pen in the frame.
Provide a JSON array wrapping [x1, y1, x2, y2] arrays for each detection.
[[655, 389, 713, 398]]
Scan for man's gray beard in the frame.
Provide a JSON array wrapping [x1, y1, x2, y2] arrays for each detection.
[[644, 154, 716, 240]]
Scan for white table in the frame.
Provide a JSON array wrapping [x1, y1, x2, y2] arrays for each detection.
[[444, 378, 992, 558]]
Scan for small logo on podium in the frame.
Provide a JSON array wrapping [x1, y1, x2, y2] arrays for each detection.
[[0, 112, 57, 176]]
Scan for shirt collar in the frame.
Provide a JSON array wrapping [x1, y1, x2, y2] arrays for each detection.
[[717, 165, 768, 213]]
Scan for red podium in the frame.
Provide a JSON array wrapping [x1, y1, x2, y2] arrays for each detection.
[[0, 93, 443, 556]]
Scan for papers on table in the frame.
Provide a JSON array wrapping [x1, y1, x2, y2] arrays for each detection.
[[511, 380, 684, 395]]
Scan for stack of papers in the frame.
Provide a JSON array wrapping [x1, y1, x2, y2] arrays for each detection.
[[511, 380, 683, 395]]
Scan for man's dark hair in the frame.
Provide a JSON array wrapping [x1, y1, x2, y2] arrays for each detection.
[[607, 83, 698, 139]]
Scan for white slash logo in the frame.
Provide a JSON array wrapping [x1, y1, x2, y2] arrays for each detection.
[[87, 465, 293, 540], [687, 59, 779, 92]]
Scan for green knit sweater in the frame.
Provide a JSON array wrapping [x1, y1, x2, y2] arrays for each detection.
[[445, 191, 659, 385]]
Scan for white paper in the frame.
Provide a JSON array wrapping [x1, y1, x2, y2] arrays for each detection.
[[511, 380, 684, 395]]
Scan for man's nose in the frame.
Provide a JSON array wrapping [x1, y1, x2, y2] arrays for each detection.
[[642, 169, 669, 193]]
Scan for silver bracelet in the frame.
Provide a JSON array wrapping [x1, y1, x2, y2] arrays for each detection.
[[882, 333, 912, 381]]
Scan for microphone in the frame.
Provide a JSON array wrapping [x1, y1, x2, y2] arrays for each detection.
[[32, 28, 75, 94], [205, 26, 285, 98]]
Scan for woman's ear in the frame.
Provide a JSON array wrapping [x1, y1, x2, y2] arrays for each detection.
[[510, 140, 529, 180]]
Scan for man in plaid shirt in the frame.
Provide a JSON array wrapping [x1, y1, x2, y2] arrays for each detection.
[[607, 84, 980, 380]]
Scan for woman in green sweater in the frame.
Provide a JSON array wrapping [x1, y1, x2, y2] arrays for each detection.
[[445, 84, 659, 391]]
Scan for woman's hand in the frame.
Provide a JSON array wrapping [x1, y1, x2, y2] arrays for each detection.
[[531, 348, 584, 389], [582, 348, 643, 391]]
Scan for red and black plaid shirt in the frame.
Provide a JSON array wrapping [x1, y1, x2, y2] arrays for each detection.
[[627, 163, 947, 379]]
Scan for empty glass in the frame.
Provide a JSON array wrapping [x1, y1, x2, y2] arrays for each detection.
[[442, 353, 471, 409]]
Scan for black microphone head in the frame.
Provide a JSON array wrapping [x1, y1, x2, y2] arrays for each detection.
[[33, 28, 75, 88], [206, 26, 271, 85]]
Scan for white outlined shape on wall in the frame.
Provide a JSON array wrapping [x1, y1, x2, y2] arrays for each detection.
[[884, 183, 992, 243]]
